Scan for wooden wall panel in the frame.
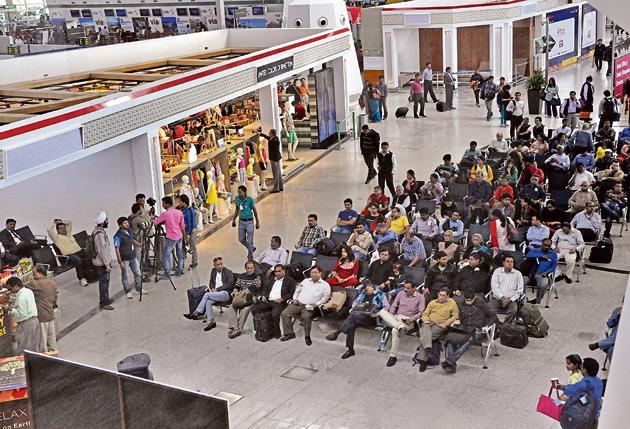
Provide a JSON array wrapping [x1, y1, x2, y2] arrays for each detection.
[[513, 18, 533, 76], [457, 25, 490, 71], [419, 28, 443, 71]]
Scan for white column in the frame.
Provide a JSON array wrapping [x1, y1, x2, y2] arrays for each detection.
[[216, 0, 226, 30], [384, 28, 399, 89], [503, 21, 513, 83], [130, 132, 163, 201], [258, 83, 281, 134], [327, 56, 349, 132], [443, 26, 457, 73]]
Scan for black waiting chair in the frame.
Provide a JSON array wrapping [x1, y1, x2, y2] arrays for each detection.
[[416, 200, 437, 215], [550, 189, 573, 211], [73, 230, 89, 250], [466, 223, 491, 245], [492, 250, 524, 270], [316, 255, 338, 277], [17, 225, 47, 246], [403, 266, 426, 288], [448, 183, 468, 204], [421, 239, 434, 260], [290, 251, 315, 270], [358, 259, 370, 278], [330, 231, 351, 245]]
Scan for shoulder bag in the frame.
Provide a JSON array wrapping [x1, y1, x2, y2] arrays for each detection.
[[232, 289, 253, 310]]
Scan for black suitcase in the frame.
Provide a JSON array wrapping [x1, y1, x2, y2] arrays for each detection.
[[436, 101, 446, 112], [395, 106, 409, 118], [187, 286, 207, 314], [117, 353, 153, 379], [253, 311, 275, 342], [83, 260, 100, 284], [500, 322, 528, 349], [589, 238, 613, 263], [412, 340, 442, 366]]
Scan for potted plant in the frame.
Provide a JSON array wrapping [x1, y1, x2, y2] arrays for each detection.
[[525, 70, 546, 115]]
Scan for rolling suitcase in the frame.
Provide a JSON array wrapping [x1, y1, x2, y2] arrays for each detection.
[[186, 268, 207, 313], [117, 353, 153, 380], [436, 101, 446, 112], [395, 106, 409, 118], [253, 311, 275, 342], [83, 260, 100, 284]]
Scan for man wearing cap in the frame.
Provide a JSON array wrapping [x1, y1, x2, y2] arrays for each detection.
[[92, 212, 114, 310]]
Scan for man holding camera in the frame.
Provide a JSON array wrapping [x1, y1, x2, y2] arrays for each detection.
[[129, 202, 152, 270], [47, 219, 91, 287]]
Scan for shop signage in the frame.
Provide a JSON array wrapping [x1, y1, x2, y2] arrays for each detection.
[[613, 52, 630, 99], [0, 309, 11, 358], [257, 56, 294, 83]]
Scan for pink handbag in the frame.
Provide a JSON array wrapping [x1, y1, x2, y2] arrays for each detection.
[[536, 387, 563, 421]]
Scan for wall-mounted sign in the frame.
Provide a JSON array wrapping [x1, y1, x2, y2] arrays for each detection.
[[257, 56, 294, 83]]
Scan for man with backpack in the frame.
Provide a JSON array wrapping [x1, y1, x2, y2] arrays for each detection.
[[114, 217, 144, 299], [558, 357, 603, 428], [90, 212, 114, 310], [480, 76, 497, 121], [359, 124, 380, 184], [598, 90, 619, 130]]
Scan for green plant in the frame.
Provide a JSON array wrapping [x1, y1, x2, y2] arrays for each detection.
[[525, 70, 546, 91]]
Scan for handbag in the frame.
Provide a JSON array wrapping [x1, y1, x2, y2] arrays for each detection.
[[350, 302, 376, 316], [550, 97, 561, 106], [446, 325, 472, 345], [539, 89, 547, 100], [536, 387, 563, 421], [232, 290, 253, 310], [507, 223, 521, 244]]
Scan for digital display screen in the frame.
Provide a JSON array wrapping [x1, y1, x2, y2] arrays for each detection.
[[176, 8, 188, 16], [70, 10, 81, 18], [81, 10, 92, 18], [151, 9, 162, 17], [189, 8, 200, 16], [252, 6, 264, 16], [115, 9, 127, 17], [139, 9, 150, 16], [104, 9, 115, 17]]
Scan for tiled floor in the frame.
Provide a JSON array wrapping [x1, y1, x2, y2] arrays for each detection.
[[54, 59, 628, 428]]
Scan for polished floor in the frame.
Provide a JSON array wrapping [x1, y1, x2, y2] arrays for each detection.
[[55, 60, 628, 428]]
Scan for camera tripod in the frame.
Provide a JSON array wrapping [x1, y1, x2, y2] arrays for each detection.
[[138, 224, 176, 301]]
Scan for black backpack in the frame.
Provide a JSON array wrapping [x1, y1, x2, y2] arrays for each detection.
[[560, 380, 598, 429], [286, 263, 306, 282], [602, 98, 615, 116], [86, 230, 103, 260], [316, 238, 337, 256], [253, 311, 275, 342], [589, 238, 613, 263], [499, 322, 529, 349]]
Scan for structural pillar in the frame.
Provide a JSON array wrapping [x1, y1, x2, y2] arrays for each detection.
[[383, 29, 399, 89], [327, 56, 349, 133], [131, 132, 163, 202], [443, 26, 457, 86]]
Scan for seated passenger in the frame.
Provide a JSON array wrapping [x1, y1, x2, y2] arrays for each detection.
[[489, 210, 516, 253], [489, 254, 524, 323], [326, 245, 360, 288], [435, 230, 460, 265], [183, 257, 234, 331], [461, 234, 492, 269], [541, 199, 565, 230], [0, 218, 42, 266], [361, 186, 389, 216], [466, 175, 493, 206], [391, 185, 414, 215], [525, 238, 558, 304], [346, 223, 373, 261], [387, 207, 410, 236], [334, 198, 359, 234], [544, 145, 570, 173], [254, 235, 288, 277], [280, 266, 331, 345], [419, 173, 444, 203], [600, 182, 628, 238], [374, 223, 398, 253], [570, 202, 601, 242], [526, 215, 550, 249], [414, 287, 459, 372], [518, 175, 546, 203], [402, 169, 421, 196], [326, 285, 389, 359], [569, 182, 599, 213], [424, 251, 457, 301], [399, 230, 427, 267], [439, 210, 464, 241], [377, 280, 425, 367], [588, 306, 622, 362], [599, 161, 624, 182], [569, 163, 595, 191], [497, 194, 516, 219], [435, 154, 459, 181], [551, 223, 584, 284], [227, 261, 263, 339], [47, 219, 91, 287], [489, 132, 510, 155], [572, 148, 596, 171], [461, 140, 481, 162], [491, 177, 514, 207], [362, 203, 382, 234], [469, 158, 494, 184], [363, 248, 395, 291], [595, 120, 616, 144], [439, 196, 461, 220], [453, 253, 490, 301], [295, 214, 326, 256], [442, 288, 496, 374], [411, 208, 439, 240], [250, 264, 296, 339], [595, 149, 615, 172]]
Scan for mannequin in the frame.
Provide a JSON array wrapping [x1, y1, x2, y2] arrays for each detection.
[[246, 157, 256, 179], [235, 147, 247, 186], [217, 173, 231, 218], [194, 187, 209, 226], [282, 102, 299, 161], [205, 175, 220, 223], [180, 175, 195, 205], [257, 137, 269, 191], [186, 140, 198, 164], [246, 158, 259, 198]]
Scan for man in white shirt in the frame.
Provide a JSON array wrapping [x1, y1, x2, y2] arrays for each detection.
[[489, 254, 524, 322], [7, 277, 41, 353], [489, 132, 510, 154], [553, 118, 572, 139], [280, 266, 331, 345], [544, 145, 570, 172], [569, 165, 595, 191], [255, 236, 288, 277], [251, 265, 296, 339], [552, 223, 585, 284], [422, 62, 439, 103], [506, 92, 525, 139]]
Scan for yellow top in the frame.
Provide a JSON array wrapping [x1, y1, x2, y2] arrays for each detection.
[[206, 178, 218, 204], [246, 163, 254, 178], [421, 298, 459, 326], [568, 371, 583, 385], [389, 216, 409, 235]]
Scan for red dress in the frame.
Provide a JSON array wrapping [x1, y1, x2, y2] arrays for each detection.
[[326, 259, 360, 287]]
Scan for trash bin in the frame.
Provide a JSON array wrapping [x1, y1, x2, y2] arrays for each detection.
[[358, 113, 367, 130]]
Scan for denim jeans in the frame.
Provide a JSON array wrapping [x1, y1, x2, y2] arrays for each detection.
[[121, 258, 142, 293], [534, 273, 551, 303], [96, 265, 110, 306], [484, 99, 493, 119], [296, 246, 317, 256], [195, 291, 230, 320], [446, 330, 486, 366], [238, 220, 255, 260], [499, 105, 506, 125], [67, 250, 87, 280], [164, 238, 184, 275], [354, 251, 368, 261]]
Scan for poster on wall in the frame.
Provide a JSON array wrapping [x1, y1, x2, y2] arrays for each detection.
[[546, 6, 579, 66], [581, 3, 597, 55], [200, 8, 220, 30], [177, 16, 192, 34], [613, 52, 630, 99], [119, 17, 135, 32], [148, 17, 164, 33], [315, 68, 337, 146], [161, 17, 178, 35]]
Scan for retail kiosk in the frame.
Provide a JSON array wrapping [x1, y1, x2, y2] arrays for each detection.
[[0, 26, 359, 237], [359, 0, 605, 88]]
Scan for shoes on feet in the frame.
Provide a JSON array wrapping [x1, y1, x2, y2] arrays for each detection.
[[386, 356, 397, 367], [100, 304, 114, 310], [554, 274, 565, 283], [341, 349, 355, 359], [588, 342, 599, 351], [326, 332, 340, 341], [126, 292, 133, 299], [204, 320, 217, 331], [280, 334, 296, 342], [228, 328, 241, 339], [565, 277, 573, 284], [183, 312, 202, 320], [80, 278, 88, 287], [305, 336, 312, 346]]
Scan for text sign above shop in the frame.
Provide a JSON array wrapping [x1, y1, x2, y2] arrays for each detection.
[[257, 56, 294, 83]]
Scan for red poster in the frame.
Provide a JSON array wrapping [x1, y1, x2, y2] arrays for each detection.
[[613, 52, 630, 98], [347, 7, 362, 25]]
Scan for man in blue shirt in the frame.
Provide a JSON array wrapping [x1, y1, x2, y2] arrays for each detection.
[[375, 223, 398, 247], [526, 215, 550, 249], [440, 210, 465, 241], [525, 238, 557, 304], [114, 217, 143, 298], [179, 195, 197, 269], [232, 186, 260, 260], [589, 306, 621, 362], [559, 358, 604, 421], [573, 149, 596, 171], [335, 198, 359, 233]]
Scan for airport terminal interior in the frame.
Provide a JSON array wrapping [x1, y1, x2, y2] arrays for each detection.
[[0, 0, 629, 428]]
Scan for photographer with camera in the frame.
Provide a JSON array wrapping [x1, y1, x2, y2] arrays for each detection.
[[47, 218, 91, 287], [153, 196, 185, 279], [129, 203, 152, 267], [136, 194, 157, 218]]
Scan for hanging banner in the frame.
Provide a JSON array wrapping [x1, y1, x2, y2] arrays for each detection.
[[581, 3, 597, 55], [614, 52, 630, 99], [546, 6, 579, 67]]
